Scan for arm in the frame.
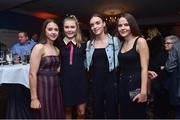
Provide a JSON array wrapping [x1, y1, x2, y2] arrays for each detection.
[[29, 44, 44, 109], [133, 38, 149, 102]]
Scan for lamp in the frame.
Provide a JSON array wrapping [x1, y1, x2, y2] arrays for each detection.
[[103, 8, 121, 24]]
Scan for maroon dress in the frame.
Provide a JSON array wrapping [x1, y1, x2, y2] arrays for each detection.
[[34, 56, 63, 119]]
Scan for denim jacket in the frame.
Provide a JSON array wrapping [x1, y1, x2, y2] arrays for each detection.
[[85, 34, 121, 72]]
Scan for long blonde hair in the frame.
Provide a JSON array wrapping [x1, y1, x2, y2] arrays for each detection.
[[63, 15, 83, 47], [147, 27, 161, 40]]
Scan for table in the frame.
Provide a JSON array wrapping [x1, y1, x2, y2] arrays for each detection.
[[0, 64, 30, 88], [0, 64, 33, 118]]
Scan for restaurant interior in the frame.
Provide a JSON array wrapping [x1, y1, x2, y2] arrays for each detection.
[[0, 0, 180, 119]]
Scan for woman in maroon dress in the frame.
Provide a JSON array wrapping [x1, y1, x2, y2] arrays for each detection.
[[29, 19, 63, 119]]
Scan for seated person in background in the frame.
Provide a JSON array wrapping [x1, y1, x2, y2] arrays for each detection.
[[30, 33, 39, 45], [0, 41, 7, 51], [11, 32, 36, 56]]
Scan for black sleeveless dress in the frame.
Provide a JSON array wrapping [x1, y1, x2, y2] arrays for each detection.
[[91, 48, 117, 118], [118, 38, 147, 118], [35, 56, 64, 119]]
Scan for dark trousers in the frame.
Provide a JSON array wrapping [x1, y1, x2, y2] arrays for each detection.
[[153, 91, 171, 118]]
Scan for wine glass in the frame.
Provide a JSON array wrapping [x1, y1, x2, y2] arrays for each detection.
[[13, 53, 20, 64], [0, 51, 4, 66], [6, 51, 13, 65]]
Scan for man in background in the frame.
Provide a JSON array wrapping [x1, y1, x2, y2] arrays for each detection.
[[29, 33, 39, 46], [11, 32, 36, 56]]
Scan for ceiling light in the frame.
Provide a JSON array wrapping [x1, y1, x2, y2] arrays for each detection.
[[33, 11, 59, 19], [104, 8, 122, 16]]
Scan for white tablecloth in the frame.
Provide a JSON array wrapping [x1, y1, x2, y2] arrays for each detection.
[[0, 64, 30, 88]]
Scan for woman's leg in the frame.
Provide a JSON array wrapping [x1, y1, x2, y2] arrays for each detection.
[[64, 106, 72, 119], [77, 103, 86, 119]]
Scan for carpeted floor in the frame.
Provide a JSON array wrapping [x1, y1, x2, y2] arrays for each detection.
[[0, 82, 176, 119]]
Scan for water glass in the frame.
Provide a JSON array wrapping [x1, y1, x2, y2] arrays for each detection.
[[0, 51, 4, 66], [6, 51, 13, 65]]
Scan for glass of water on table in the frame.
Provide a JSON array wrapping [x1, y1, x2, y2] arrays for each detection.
[[6, 50, 13, 65], [0, 50, 5, 66]]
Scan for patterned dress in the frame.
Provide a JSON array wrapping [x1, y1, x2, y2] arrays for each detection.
[[35, 56, 63, 119]]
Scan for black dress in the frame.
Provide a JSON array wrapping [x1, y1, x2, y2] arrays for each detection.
[[118, 38, 147, 118], [91, 48, 117, 118], [59, 41, 87, 106]]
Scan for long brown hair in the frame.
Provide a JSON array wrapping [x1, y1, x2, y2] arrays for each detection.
[[118, 13, 141, 37], [39, 19, 59, 44], [63, 15, 83, 47], [89, 13, 107, 40]]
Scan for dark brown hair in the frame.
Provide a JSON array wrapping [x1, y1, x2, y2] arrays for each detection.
[[89, 13, 107, 40], [18, 32, 28, 37], [118, 13, 141, 37], [39, 19, 59, 44]]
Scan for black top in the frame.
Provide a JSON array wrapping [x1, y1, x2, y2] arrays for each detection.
[[92, 48, 109, 74], [147, 35, 163, 66], [118, 37, 141, 90]]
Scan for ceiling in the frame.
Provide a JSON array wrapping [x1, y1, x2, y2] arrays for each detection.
[[0, 0, 180, 25]]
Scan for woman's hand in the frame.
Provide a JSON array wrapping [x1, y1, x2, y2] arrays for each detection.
[[133, 93, 147, 103], [31, 99, 41, 109], [148, 70, 158, 80], [57, 66, 61, 73]]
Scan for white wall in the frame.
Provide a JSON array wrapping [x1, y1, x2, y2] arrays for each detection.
[[0, 29, 19, 48]]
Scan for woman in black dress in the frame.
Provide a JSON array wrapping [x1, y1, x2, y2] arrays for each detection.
[[86, 13, 120, 118], [117, 13, 149, 118], [29, 19, 63, 119], [59, 15, 87, 119]]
